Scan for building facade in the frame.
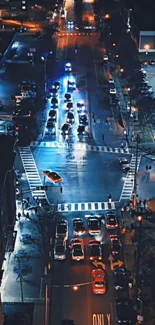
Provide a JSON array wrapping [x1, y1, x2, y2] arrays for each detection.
[[0, 135, 16, 274]]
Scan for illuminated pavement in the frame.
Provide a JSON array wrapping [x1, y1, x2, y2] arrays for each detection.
[[1, 2, 151, 325], [50, 212, 116, 325]]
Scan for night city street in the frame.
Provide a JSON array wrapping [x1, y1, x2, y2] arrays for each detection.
[[1, 0, 155, 325]]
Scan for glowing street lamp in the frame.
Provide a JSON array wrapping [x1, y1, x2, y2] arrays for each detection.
[[144, 44, 151, 51], [41, 51, 53, 95], [136, 215, 143, 305], [72, 285, 79, 291], [104, 13, 110, 19]]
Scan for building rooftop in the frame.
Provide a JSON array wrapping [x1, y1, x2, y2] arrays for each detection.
[[132, 1, 155, 31]]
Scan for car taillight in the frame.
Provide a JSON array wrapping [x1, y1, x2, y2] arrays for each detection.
[[99, 257, 102, 260], [90, 257, 93, 260]]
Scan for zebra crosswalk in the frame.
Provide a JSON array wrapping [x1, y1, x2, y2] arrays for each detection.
[[30, 141, 130, 154], [120, 155, 141, 200], [51, 201, 115, 212], [19, 147, 47, 200]]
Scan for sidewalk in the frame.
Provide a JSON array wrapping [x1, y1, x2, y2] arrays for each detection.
[[1, 200, 47, 303]]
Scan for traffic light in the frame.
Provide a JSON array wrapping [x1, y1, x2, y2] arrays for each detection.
[[21, 0, 27, 11]]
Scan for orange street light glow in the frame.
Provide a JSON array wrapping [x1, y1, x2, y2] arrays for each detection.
[[144, 44, 151, 50]]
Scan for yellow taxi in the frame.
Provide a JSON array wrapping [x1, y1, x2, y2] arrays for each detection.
[[92, 269, 107, 295], [43, 170, 63, 184]]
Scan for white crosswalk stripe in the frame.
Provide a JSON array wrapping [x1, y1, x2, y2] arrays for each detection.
[[30, 141, 130, 154], [19, 147, 47, 200], [51, 201, 115, 212], [120, 155, 141, 200]]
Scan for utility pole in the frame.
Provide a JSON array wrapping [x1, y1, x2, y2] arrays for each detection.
[[20, 188, 24, 216], [132, 134, 140, 209], [16, 257, 24, 302]]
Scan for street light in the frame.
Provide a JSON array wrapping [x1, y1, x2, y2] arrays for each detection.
[[41, 51, 53, 96], [144, 44, 151, 51], [104, 13, 110, 19], [133, 134, 140, 209], [15, 256, 24, 302], [135, 215, 143, 303]]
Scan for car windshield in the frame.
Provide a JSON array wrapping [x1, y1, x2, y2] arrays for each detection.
[[73, 245, 83, 256], [117, 302, 133, 319], [90, 245, 100, 255], [50, 111, 56, 116], [49, 172, 59, 179], [95, 281, 105, 286], [122, 160, 128, 164], [115, 273, 126, 284], [57, 225, 66, 234], [75, 223, 84, 230], [56, 246, 65, 254], [108, 217, 116, 225], [89, 220, 99, 230]]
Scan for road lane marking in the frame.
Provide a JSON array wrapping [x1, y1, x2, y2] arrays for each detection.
[[93, 314, 111, 325], [120, 154, 141, 200], [19, 146, 48, 200], [52, 201, 115, 212], [30, 141, 130, 154]]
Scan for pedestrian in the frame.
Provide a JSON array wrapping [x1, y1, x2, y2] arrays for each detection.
[[26, 197, 30, 204], [120, 207, 124, 218], [139, 199, 142, 206], [102, 134, 105, 142], [18, 212, 21, 220], [34, 207, 38, 215], [60, 186, 63, 193], [145, 165, 149, 171], [130, 209, 135, 219], [143, 199, 146, 208], [123, 205, 127, 212], [130, 222, 135, 231], [108, 194, 112, 203], [25, 212, 30, 220]]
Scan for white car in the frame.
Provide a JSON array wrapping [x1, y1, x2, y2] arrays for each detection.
[[70, 238, 84, 261], [68, 80, 76, 90], [54, 238, 66, 260], [109, 87, 116, 95], [77, 100, 86, 113], [103, 55, 108, 62], [56, 220, 68, 241], [87, 216, 101, 236], [119, 157, 130, 172], [108, 78, 114, 84], [65, 62, 72, 72]]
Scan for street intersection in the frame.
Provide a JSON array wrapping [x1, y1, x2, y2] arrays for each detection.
[[1, 2, 155, 325]]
